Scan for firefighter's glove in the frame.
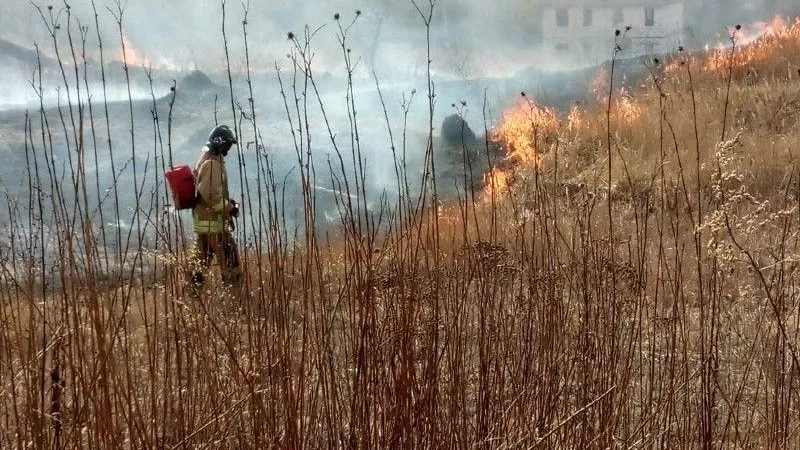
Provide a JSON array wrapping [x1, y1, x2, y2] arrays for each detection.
[[228, 199, 240, 219]]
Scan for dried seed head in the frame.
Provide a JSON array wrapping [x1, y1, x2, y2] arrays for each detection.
[[653, 57, 660, 65], [625, 25, 632, 31], [678, 45, 684, 52], [615, 29, 621, 36], [520, 91, 526, 97], [735, 24, 742, 30], [47, 5, 53, 10], [355, 9, 361, 16], [287, 31, 294, 40], [460, 100, 467, 106], [334, 12, 340, 20]]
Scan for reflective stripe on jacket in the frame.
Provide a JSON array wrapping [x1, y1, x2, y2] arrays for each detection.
[[192, 215, 225, 234], [192, 148, 230, 235]]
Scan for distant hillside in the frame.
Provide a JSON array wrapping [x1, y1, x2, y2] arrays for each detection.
[[0, 36, 56, 68]]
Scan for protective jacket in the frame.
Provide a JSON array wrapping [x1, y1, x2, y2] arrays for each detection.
[[192, 148, 230, 234]]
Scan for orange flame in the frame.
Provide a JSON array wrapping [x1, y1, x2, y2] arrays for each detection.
[[122, 34, 150, 67], [481, 167, 512, 202], [704, 16, 800, 72], [663, 16, 800, 74], [480, 98, 560, 200], [120, 34, 183, 71], [489, 99, 560, 166], [567, 104, 584, 130], [611, 92, 642, 124], [738, 15, 796, 46], [591, 66, 642, 125]]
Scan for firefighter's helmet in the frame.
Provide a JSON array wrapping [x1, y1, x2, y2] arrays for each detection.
[[207, 125, 237, 155]]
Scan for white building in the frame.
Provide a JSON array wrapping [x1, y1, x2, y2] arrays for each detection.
[[541, 1, 685, 66]]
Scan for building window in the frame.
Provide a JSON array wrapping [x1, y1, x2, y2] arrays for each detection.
[[645, 7, 655, 27], [556, 8, 569, 28], [583, 8, 593, 27], [613, 7, 624, 24], [555, 42, 569, 52]]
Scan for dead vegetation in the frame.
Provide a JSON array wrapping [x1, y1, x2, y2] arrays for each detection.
[[1, 2, 800, 449]]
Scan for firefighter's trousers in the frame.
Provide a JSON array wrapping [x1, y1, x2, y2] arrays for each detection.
[[190, 231, 242, 286]]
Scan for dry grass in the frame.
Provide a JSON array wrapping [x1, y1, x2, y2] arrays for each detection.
[[3, 6, 800, 449]]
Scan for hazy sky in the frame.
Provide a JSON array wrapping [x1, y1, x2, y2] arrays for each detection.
[[1, 0, 793, 88]]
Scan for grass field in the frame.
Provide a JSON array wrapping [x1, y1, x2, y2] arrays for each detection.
[[2, 7, 800, 449]]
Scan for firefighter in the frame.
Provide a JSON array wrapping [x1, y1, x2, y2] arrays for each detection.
[[190, 124, 242, 290]]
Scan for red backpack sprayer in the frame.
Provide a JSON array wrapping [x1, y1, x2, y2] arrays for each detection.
[[164, 165, 199, 211]]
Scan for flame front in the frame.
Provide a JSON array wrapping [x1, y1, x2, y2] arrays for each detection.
[[663, 16, 800, 74], [479, 15, 799, 204], [567, 105, 583, 130], [122, 34, 149, 67], [480, 99, 560, 200], [705, 16, 800, 72], [121, 34, 183, 71], [490, 99, 560, 165], [612, 92, 642, 124], [482, 167, 512, 202]]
